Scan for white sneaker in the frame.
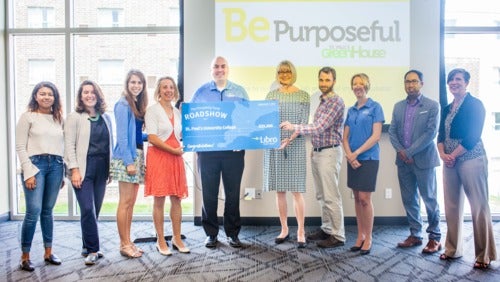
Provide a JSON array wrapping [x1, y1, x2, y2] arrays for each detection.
[[84, 253, 99, 265]]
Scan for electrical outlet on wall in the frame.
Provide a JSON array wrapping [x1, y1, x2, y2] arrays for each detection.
[[385, 188, 392, 199], [244, 188, 255, 200]]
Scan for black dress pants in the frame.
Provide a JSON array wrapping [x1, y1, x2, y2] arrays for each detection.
[[197, 151, 245, 238]]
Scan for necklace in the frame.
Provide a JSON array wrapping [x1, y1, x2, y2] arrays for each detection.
[[88, 112, 100, 122]]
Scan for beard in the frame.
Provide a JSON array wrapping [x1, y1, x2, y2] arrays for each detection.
[[320, 85, 333, 94]]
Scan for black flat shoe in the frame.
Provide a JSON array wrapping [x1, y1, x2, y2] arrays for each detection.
[[19, 260, 35, 272], [44, 254, 62, 265], [297, 241, 307, 249], [275, 234, 290, 244], [360, 248, 371, 255], [350, 241, 365, 252]]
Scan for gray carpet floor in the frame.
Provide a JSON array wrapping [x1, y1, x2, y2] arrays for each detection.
[[1, 220, 499, 281]]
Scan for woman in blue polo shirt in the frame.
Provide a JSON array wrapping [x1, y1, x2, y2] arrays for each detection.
[[342, 73, 384, 256]]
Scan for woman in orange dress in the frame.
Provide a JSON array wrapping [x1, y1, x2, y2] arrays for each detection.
[[144, 76, 189, 255]]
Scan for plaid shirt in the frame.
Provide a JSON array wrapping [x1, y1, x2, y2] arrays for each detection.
[[295, 92, 345, 148]]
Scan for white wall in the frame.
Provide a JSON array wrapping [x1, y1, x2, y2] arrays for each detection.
[[184, 0, 441, 220]]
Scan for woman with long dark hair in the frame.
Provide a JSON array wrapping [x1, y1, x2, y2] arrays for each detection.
[[110, 69, 148, 258], [16, 81, 64, 271]]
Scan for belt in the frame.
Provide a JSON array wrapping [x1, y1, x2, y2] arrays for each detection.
[[313, 144, 339, 152]]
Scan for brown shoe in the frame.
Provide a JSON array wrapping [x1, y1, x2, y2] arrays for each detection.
[[397, 236, 422, 248], [306, 229, 330, 241], [422, 239, 442, 253], [316, 235, 345, 248]]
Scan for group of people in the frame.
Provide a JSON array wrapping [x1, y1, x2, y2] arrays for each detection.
[[390, 68, 496, 270], [15, 54, 496, 272], [194, 57, 496, 270], [16, 70, 189, 271], [279, 64, 383, 256]]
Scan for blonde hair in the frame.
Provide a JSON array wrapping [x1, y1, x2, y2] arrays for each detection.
[[351, 73, 371, 92], [154, 76, 179, 102], [275, 60, 297, 85]]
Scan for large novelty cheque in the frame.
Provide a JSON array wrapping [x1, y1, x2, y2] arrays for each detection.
[[182, 100, 280, 152]]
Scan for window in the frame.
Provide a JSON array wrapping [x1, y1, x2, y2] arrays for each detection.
[[168, 58, 179, 80], [8, 0, 182, 220], [98, 59, 124, 85], [443, 0, 500, 214], [494, 113, 500, 131], [28, 59, 55, 84], [27, 7, 55, 28], [169, 6, 180, 26], [97, 8, 123, 27]]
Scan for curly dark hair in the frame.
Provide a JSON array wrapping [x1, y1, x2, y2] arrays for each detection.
[[75, 80, 107, 114]]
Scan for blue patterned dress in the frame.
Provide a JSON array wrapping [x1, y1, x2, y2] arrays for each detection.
[[263, 89, 310, 192]]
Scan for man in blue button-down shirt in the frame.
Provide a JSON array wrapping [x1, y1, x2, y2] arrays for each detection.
[[191, 56, 249, 249]]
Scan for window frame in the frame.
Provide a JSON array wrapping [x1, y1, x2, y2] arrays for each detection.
[[6, 0, 181, 221]]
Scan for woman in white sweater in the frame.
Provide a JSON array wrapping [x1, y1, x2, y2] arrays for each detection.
[[144, 77, 189, 255], [64, 80, 113, 265], [15, 81, 64, 272]]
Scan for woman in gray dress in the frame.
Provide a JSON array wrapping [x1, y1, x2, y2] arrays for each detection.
[[264, 60, 310, 248]]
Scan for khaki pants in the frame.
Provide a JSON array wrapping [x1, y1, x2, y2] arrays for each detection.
[[443, 156, 497, 263], [311, 146, 345, 242]]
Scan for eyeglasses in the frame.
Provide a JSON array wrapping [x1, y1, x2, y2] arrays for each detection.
[[278, 70, 292, 75], [404, 80, 420, 85]]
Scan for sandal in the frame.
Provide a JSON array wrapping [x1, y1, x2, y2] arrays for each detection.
[[439, 253, 456, 260], [439, 253, 448, 260], [133, 245, 144, 254], [473, 261, 489, 269], [120, 245, 142, 258]]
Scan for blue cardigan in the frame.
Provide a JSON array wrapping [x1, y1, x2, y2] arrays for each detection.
[[112, 96, 147, 166], [437, 93, 485, 151]]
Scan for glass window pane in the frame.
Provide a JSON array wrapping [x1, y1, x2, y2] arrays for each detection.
[[445, 0, 500, 27], [27, 7, 55, 28], [73, 0, 179, 28], [444, 33, 500, 213], [73, 33, 179, 106], [9, 1, 185, 218], [12, 35, 66, 122], [97, 9, 124, 27], [12, 0, 65, 28], [72, 33, 181, 216], [13, 34, 68, 215], [28, 59, 55, 84], [98, 60, 124, 85]]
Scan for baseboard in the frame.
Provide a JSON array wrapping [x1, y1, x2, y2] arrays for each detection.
[[194, 216, 408, 226], [0, 212, 10, 222]]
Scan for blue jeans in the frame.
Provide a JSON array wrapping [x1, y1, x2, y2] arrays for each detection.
[[397, 164, 441, 241], [21, 155, 64, 253]]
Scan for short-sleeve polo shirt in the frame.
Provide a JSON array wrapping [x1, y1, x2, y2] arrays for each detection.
[[345, 98, 385, 160]]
